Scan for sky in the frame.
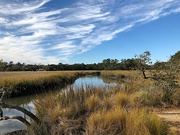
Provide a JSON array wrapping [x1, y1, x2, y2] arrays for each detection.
[[0, 0, 180, 64]]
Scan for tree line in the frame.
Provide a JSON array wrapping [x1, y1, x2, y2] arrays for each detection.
[[0, 51, 179, 71]]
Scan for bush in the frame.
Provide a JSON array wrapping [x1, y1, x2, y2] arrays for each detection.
[[171, 88, 180, 106], [139, 87, 164, 107]]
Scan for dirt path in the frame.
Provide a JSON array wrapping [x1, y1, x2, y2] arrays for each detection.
[[158, 109, 180, 135]]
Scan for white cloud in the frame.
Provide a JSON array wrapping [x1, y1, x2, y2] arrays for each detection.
[[0, 0, 51, 15], [0, 0, 180, 64], [52, 42, 76, 50], [173, 7, 180, 12], [14, 0, 51, 13], [0, 17, 5, 23]]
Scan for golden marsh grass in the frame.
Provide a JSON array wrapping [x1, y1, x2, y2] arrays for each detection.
[[0, 71, 100, 97], [0, 70, 178, 134], [31, 84, 172, 135]]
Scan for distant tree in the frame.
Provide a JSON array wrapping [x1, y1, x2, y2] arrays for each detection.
[[102, 58, 119, 70], [135, 51, 152, 79], [121, 58, 137, 70], [13, 62, 23, 71], [170, 51, 180, 61], [0, 59, 5, 71], [45, 64, 58, 71], [153, 61, 166, 70], [58, 63, 64, 70], [72, 63, 86, 70], [86, 64, 96, 70], [25, 64, 39, 71], [102, 58, 111, 70], [96, 63, 104, 70], [110, 59, 119, 70], [168, 51, 180, 76]]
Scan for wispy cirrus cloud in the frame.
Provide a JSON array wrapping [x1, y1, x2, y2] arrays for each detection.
[[0, 0, 180, 64]]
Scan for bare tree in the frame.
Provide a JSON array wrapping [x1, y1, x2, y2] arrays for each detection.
[[135, 51, 152, 79]]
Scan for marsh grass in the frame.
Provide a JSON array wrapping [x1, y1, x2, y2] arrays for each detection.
[[29, 81, 173, 135], [86, 108, 170, 135], [2, 70, 177, 134], [126, 108, 169, 135], [0, 71, 100, 97], [86, 107, 126, 135], [85, 94, 101, 112], [100, 70, 139, 80], [112, 92, 131, 108]]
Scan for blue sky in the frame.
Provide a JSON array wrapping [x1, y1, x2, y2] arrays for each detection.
[[0, 0, 180, 64]]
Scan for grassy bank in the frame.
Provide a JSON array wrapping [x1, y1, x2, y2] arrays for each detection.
[[0, 71, 100, 97], [100, 70, 139, 79]]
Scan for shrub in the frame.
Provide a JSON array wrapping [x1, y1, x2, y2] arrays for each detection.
[[139, 87, 164, 107], [171, 88, 180, 106]]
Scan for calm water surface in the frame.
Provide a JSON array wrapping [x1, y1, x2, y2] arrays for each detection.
[[0, 76, 119, 134]]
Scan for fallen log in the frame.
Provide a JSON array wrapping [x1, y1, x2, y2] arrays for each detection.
[[0, 88, 40, 126], [0, 116, 31, 126]]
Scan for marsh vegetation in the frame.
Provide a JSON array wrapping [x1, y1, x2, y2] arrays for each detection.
[[26, 70, 179, 135], [0, 51, 179, 135]]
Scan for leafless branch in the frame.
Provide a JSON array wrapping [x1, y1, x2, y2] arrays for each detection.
[[0, 88, 6, 102], [0, 107, 3, 117], [0, 116, 31, 126], [0, 102, 40, 124], [0, 88, 40, 126]]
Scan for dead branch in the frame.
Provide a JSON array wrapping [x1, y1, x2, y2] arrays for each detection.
[[0, 107, 3, 117], [0, 88, 40, 126], [0, 88, 6, 102], [0, 102, 40, 124], [0, 116, 31, 126]]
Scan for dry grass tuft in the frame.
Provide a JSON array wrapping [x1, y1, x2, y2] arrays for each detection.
[[126, 108, 169, 135], [85, 94, 101, 112], [112, 92, 130, 108], [86, 107, 126, 135]]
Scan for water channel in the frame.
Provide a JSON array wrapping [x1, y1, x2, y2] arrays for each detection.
[[0, 76, 120, 135]]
